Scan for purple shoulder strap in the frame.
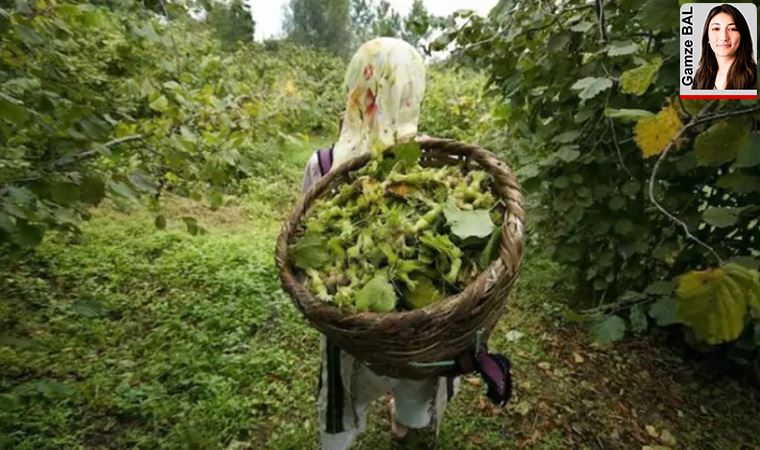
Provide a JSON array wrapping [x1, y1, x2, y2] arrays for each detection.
[[317, 147, 334, 176]]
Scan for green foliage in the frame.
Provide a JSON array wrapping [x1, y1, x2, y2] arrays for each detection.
[[0, 0, 345, 249], [290, 143, 502, 311], [419, 66, 496, 142], [446, 0, 760, 360], [204, 0, 255, 46], [284, 0, 352, 57], [355, 273, 397, 312]]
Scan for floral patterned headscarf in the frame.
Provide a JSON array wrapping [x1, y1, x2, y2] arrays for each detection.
[[332, 37, 426, 168]]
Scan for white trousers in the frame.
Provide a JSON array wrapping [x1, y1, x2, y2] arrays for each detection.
[[317, 336, 460, 450]]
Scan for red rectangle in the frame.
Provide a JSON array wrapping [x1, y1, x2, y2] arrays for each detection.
[[680, 94, 758, 100]]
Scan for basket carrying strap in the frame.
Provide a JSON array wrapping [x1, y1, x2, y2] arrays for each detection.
[[455, 348, 513, 407], [317, 146, 334, 177]]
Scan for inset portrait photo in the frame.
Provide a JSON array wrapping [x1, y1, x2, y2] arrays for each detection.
[[680, 3, 758, 99]]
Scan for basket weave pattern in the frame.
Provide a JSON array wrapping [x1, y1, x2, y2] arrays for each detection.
[[275, 138, 525, 379]]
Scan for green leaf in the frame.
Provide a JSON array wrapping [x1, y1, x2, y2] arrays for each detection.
[[149, 95, 169, 112], [290, 232, 331, 270], [571, 77, 613, 100], [208, 191, 224, 210], [676, 266, 747, 344], [648, 296, 679, 326], [645, 281, 674, 296], [717, 172, 760, 194], [108, 179, 137, 201], [636, 0, 678, 32], [0, 92, 29, 124], [604, 108, 654, 122], [629, 305, 648, 334], [607, 40, 638, 56], [552, 131, 580, 144], [702, 207, 738, 228], [393, 141, 422, 167], [0, 394, 19, 412], [128, 171, 158, 195], [356, 274, 397, 313], [154, 215, 167, 230], [182, 216, 200, 236], [695, 120, 749, 166], [614, 219, 633, 235], [734, 134, 760, 168], [51, 183, 80, 205], [404, 276, 442, 310], [620, 57, 662, 95], [34, 379, 76, 399], [608, 196, 625, 211], [72, 299, 106, 318], [591, 315, 626, 344], [516, 164, 539, 179], [11, 222, 43, 247], [478, 227, 502, 269], [621, 180, 640, 197], [555, 145, 580, 162], [443, 201, 495, 240], [79, 176, 105, 206], [570, 21, 594, 32]]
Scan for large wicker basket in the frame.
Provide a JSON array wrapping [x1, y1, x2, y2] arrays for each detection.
[[275, 137, 525, 379]]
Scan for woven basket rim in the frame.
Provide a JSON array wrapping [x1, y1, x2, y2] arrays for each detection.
[[275, 136, 525, 328]]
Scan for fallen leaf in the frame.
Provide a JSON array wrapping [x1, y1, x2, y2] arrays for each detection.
[[538, 362, 551, 370], [470, 433, 485, 444], [513, 401, 532, 416], [659, 429, 677, 446], [645, 425, 658, 438], [506, 330, 524, 342], [466, 376, 482, 387], [573, 352, 585, 363]]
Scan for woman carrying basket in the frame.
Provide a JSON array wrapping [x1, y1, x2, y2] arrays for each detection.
[[302, 38, 454, 449], [301, 38, 514, 450]]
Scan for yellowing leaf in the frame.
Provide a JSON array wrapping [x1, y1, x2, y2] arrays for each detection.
[[675, 265, 749, 344], [634, 105, 682, 158], [149, 95, 169, 112], [620, 57, 662, 95]]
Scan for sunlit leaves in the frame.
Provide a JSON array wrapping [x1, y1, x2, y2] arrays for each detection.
[[604, 108, 654, 122], [620, 57, 662, 95], [634, 105, 683, 158], [571, 77, 613, 100]]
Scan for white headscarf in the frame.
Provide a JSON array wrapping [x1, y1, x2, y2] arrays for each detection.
[[332, 38, 426, 169]]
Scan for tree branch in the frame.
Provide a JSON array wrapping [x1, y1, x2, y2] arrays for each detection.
[[647, 101, 725, 265]]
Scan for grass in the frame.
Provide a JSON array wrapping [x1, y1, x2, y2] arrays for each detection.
[[1, 134, 759, 449]]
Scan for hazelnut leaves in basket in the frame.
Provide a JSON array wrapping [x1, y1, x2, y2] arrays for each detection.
[[289, 143, 505, 313]]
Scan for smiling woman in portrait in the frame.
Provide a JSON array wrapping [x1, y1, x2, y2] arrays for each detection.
[[693, 4, 757, 90]]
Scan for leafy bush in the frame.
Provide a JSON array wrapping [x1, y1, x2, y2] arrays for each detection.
[[0, 1, 344, 248], [446, 0, 760, 372]]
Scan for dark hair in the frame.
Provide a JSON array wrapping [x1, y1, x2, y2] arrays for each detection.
[[693, 4, 757, 90]]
